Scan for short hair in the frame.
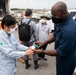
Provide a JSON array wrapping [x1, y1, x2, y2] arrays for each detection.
[[1, 15, 17, 29], [25, 9, 32, 16]]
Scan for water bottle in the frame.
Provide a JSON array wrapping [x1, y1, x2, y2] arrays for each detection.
[[31, 43, 39, 49]]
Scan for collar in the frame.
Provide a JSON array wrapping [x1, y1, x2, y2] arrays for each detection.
[[25, 17, 31, 19], [1, 29, 11, 38]]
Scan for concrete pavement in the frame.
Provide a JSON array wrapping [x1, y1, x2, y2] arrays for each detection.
[[16, 44, 56, 75], [14, 31, 75, 75]]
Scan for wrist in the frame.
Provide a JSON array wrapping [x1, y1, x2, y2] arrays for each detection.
[[24, 52, 26, 56], [41, 50, 44, 54], [24, 52, 28, 56]]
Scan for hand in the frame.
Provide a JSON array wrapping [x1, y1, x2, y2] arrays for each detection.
[[27, 46, 35, 51], [28, 46, 32, 49], [33, 49, 42, 54], [34, 41, 43, 49], [25, 49, 34, 56]]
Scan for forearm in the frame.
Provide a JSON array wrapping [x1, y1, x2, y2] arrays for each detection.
[[43, 50, 59, 56], [48, 32, 51, 38], [42, 34, 55, 46], [16, 44, 28, 51]]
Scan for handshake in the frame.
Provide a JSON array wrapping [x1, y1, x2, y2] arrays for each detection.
[[25, 42, 43, 56]]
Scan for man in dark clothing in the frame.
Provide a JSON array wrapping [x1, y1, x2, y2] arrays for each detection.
[[34, 1, 76, 75]]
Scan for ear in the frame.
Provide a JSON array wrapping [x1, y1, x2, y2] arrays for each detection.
[[62, 11, 66, 15], [4, 25, 6, 28], [4, 25, 8, 29], [61, 11, 66, 17]]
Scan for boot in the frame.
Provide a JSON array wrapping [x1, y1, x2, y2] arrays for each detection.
[[25, 60, 31, 69], [34, 60, 39, 69]]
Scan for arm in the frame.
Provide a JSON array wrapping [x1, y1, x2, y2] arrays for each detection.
[[16, 43, 28, 51], [34, 49, 59, 56], [48, 25, 52, 38], [32, 21, 39, 41], [35, 30, 76, 57], [43, 50, 59, 56], [35, 24, 55, 48], [0, 38, 34, 58], [12, 34, 28, 51], [48, 32, 51, 38], [38, 33, 55, 48]]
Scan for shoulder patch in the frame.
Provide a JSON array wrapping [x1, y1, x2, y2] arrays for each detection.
[[0, 42, 3, 46]]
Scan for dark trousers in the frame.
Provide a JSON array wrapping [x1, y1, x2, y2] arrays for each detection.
[[38, 44, 47, 58], [56, 62, 75, 75], [23, 42, 38, 61]]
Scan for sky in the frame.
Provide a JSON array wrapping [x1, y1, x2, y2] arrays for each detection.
[[10, 0, 76, 9]]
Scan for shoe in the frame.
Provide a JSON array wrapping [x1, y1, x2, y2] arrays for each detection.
[[25, 64, 31, 69], [43, 58, 47, 61], [34, 64, 39, 69], [34, 60, 39, 69], [19, 57, 32, 64], [19, 57, 25, 64], [28, 57, 32, 60], [25, 60, 31, 69]]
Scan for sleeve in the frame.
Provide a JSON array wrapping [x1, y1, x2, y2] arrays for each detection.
[[36, 24, 38, 30], [12, 34, 28, 51], [36, 23, 39, 35], [53, 24, 58, 37], [56, 30, 76, 57], [0, 39, 25, 58], [16, 42, 28, 51], [53, 31, 56, 38], [31, 21, 39, 41]]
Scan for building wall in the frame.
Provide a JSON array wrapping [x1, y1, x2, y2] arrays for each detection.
[[5, 0, 10, 14], [0, 0, 10, 15]]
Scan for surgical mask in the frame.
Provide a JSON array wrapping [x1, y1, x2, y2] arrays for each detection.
[[39, 19, 47, 23], [52, 16, 63, 24], [8, 28, 16, 34]]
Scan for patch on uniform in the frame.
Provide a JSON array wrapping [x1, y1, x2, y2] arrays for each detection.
[[0, 42, 3, 46]]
